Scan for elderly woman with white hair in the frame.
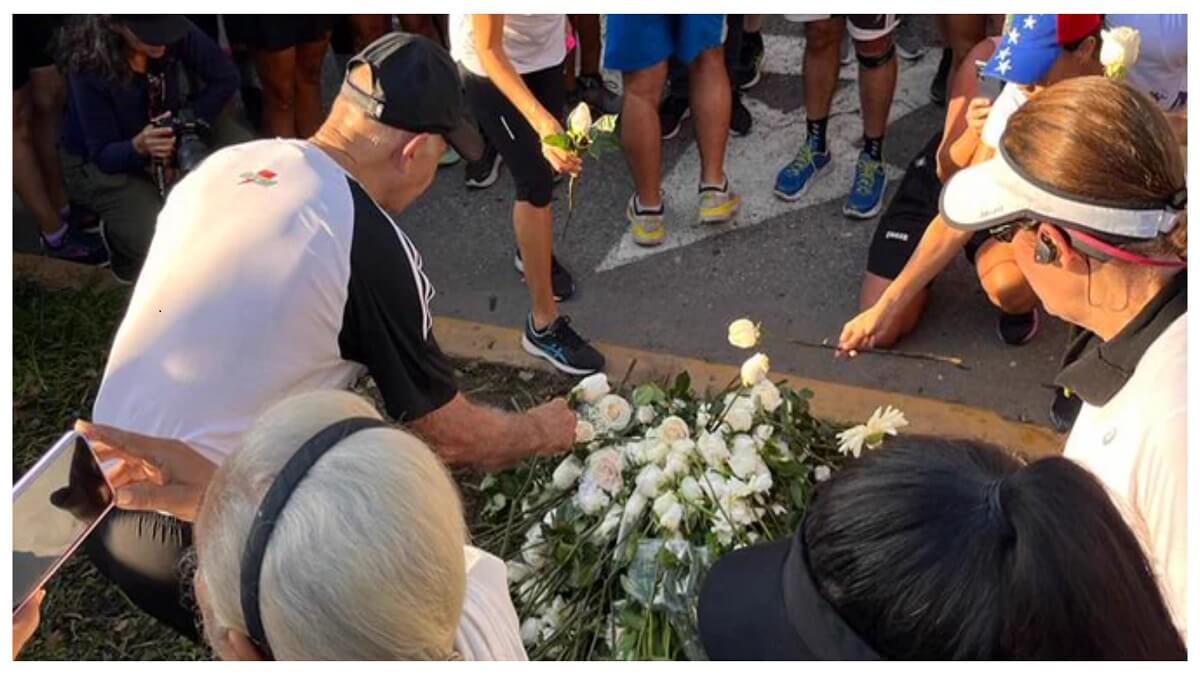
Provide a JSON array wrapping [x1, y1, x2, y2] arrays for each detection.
[[57, 391, 526, 660]]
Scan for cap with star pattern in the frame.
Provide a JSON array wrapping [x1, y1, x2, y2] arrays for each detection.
[[982, 14, 1103, 85]]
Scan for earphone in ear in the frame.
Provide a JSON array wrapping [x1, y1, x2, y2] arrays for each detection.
[[1034, 234, 1059, 265]]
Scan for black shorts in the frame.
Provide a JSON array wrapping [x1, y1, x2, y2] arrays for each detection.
[[867, 131, 991, 279], [462, 64, 565, 208], [223, 15, 335, 52], [13, 14, 61, 91]]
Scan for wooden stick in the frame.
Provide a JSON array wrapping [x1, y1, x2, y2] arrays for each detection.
[[787, 338, 970, 370]]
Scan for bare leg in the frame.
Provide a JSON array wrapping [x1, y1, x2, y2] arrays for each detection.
[[620, 62, 669, 207], [855, 33, 897, 139], [294, 33, 331, 138], [687, 46, 731, 185], [29, 65, 67, 211], [942, 15, 988, 82], [255, 47, 298, 138], [574, 15, 603, 75], [13, 86, 61, 236], [513, 202, 558, 329], [804, 18, 845, 121], [975, 239, 1038, 314], [859, 272, 928, 347], [348, 15, 389, 52]]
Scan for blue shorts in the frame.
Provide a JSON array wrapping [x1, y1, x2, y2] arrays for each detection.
[[604, 15, 727, 72]]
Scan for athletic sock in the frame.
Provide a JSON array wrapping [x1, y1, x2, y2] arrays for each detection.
[[699, 177, 729, 192], [806, 117, 829, 154], [42, 223, 68, 248], [634, 195, 664, 214], [863, 135, 884, 161]]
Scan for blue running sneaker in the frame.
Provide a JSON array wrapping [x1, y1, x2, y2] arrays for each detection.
[[774, 142, 832, 201], [843, 152, 888, 219], [522, 314, 605, 375]]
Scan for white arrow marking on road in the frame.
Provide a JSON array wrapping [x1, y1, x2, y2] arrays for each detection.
[[596, 33, 939, 273]]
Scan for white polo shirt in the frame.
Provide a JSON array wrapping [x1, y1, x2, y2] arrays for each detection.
[[93, 139, 459, 464]]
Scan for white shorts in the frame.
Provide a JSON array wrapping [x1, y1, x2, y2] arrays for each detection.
[[782, 14, 900, 42]]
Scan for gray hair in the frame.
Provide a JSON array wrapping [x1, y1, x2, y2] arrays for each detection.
[[196, 390, 468, 660]]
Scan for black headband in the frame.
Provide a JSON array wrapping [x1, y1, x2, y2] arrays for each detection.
[[239, 417, 388, 659]]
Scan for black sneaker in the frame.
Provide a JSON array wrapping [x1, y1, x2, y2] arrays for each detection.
[[930, 48, 952, 107], [1049, 388, 1083, 433], [735, 31, 765, 91], [997, 308, 1040, 346], [42, 227, 109, 266], [522, 314, 605, 375], [660, 96, 691, 140], [465, 144, 503, 189], [574, 73, 622, 115], [514, 250, 576, 302], [730, 92, 752, 137]]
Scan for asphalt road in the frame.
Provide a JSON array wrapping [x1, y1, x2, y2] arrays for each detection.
[[12, 16, 1069, 426]]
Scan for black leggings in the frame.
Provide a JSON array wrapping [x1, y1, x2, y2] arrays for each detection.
[[462, 63, 565, 208], [85, 509, 200, 641]]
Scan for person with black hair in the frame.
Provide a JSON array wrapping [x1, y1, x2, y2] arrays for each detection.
[[699, 437, 1186, 660], [56, 14, 249, 283]]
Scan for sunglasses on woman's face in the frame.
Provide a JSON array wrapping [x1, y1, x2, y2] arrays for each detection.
[[987, 218, 1040, 242]]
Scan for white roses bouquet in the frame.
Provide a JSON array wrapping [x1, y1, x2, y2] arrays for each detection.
[[474, 326, 908, 660]]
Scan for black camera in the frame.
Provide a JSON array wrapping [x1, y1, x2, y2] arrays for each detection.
[[152, 109, 210, 195]]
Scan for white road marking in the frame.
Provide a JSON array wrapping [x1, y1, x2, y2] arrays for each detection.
[[596, 33, 938, 273]]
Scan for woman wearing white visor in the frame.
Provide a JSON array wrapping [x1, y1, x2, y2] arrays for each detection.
[[940, 76, 1187, 640]]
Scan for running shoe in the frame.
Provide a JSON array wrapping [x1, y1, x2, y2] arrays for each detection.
[[514, 250, 576, 302], [627, 195, 666, 247], [465, 144, 502, 189], [997, 308, 1041, 346], [522, 314, 606, 375], [843, 151, 887, 219], [42, 227, 109, 266], [730, 92, 752, 137], [894, 19, 926, 61], [698, 178, 741, 224], [736, 31, 766, 91], [774, 141, 832, 201], [439, 147, 461, 167], [660, 97, 691, 140]]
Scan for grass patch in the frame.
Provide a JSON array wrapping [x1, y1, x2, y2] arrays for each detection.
[[13, 278, 574, 660]]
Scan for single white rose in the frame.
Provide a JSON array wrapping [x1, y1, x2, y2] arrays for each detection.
[[702, 469, 728, 499], [520, 617, 543, 646], [729, 498, 756, 526], [740, 353, 770, 387], [636, 405, 657, 425], [754, 424, 774, 444], [731, 433, 758, 457], [751, 460, 773, 493], [507, 560, 533, 584], [635, 464, 665, 497], [552, 455, 584, 490], [585, 448, 625, 494], [662, 448, 691, 479], [593, 503, 622, 542], [567, 101, 593, 135], [724, 399, 755, 433], [572, 372, 610, 404], [622, 491, 648, 522], [644, 440, 671, 465], [697, 431, 731, 467], [575, 419, 596, 444], [654, 492, 684, 531], [729, 443, 759, 480], [620, 440, 646, 467], [597, 394, 633, 432], [727, 318, 761, 349], [752, 379, 783, 412], [1100, 26, 1141, 80], [814, 465, 832, 482], [679, 476, 704, 502], [724, 476, 753, 499], [656, 415, 691, 443], [575, 477, 611, 515]]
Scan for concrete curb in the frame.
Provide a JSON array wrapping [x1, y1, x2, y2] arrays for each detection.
[[15, 253, 1065, 459]]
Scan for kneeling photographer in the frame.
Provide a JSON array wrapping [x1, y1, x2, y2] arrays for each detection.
[[57, 15, 251, 282]]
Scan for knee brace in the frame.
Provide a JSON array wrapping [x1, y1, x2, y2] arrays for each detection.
[[856, 44, 896, 69]]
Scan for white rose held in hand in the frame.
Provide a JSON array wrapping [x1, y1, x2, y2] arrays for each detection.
[[727, 318, 761, 349], [1100, 26, 1141, 80], [567, 101, 593, 135], [552, 455, 584, 490], [740, 353, 770, 387]]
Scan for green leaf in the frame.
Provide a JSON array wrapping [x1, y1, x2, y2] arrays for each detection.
[[789, 480, 807, 509], [590, 114, 618, 134], [672, 371, 692, 398], [632, 383, 666, 407], [542, 132, 573, 151]]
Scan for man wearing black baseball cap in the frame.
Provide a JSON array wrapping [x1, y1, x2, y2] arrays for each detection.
[[88, 33, 574, 639]]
